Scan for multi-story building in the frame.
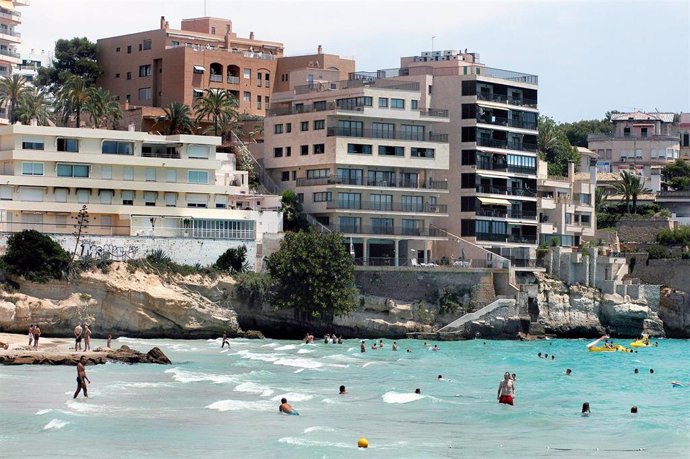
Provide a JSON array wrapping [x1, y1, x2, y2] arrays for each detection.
[[0, 0, 28, 122], [538, 160, 596, 248], [589, 112, 679, 191], [676, 112, 690, 160], [362, 50, 539, 265], [262, 78, 451, 266], [14, 49, 50, 84], [0, 124, 282, 267], [97, 16, 284, 116]]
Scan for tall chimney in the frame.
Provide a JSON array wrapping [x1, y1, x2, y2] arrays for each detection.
[[160, 16, 166, 29], [249, 31, 255, 40], [317, 45, 323, 54]]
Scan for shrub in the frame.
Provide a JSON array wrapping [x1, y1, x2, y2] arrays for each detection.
[[147, 249, 172, 265], [2, 230, 70, 282], [215, 246, 248, 273], [235, 272, 272, 309], [646, 246, 671, 260]]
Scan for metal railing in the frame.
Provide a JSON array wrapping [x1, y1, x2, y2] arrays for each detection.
[[327, 225, 446, 237], [0, 48, 20, 59], [326, 201, 448, 214], [477, 92, 538, 108], [476, 137, 537, 152], [295, 175, 448, 190], [476, 184, 537, 197], [479, 66, 539, 84], [327, 127, 449, 143], [476, 208, 538, 220], [476, 233, 538, 244], [142, 150, 181, 159], [477, 115, 537, 130], [227, 76, 240, 84], [475, 160, 537, 175], [209, 74, 223, 82], [295, 78, 419, 95], [420, 109, 449, 118], [0, 29, 20, 38]]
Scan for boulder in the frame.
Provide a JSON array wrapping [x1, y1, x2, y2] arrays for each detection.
[[242, 330, 265, 339]]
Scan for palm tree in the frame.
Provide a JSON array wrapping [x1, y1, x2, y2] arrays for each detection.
[[280, 190, 304, 232], [83, 87, 122, 128], [0, 74, 29, 123], [612, 170, 651, 213], [194, 89, 239, 136], [163, 101, 194, 135], [14, 87, 53, 125], [55, 75, 90, 127], [594, 187, 610, 213]]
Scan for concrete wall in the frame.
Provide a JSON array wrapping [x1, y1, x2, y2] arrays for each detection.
[[0, 234, 257, 268], [617, 218, 673, 245], [630, 258, 690, 293]]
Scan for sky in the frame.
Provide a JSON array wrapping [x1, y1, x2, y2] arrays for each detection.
[[18, 0, 690, 122]]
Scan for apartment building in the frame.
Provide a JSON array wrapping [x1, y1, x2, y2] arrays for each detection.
[[0, 124, 282, 267], [0, 0, 28, 122], [262, 78, 450, 266], [538, 160, 596, 248], [14, 49, 50, 83], [589, 112, 679, 191], [97, 16, 284, 116]]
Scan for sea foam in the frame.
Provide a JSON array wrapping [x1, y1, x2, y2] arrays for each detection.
[[278, 437, 353, 448], [273, 358, 323, 369], [165, 367, 237, 384], [271, 392, 313, 402], [382, 391, 424, 404], [43, 419, 69, 430], [206, 399, 274, 412], [234, 382, 274, 397]]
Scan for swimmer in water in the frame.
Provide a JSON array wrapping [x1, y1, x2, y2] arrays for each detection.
[[432, 345, 440, 351], [671, 381, 684, 387], [415, 388, 421, 394], [339, 385, 348, 394], [566, 369, 572, 376], [392, 341, 398, 351], [279, 397, 298, 415], [360, 340, 366, 353], [581, 402, 590, 417]]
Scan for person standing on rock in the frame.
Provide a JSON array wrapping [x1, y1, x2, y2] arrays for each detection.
[[84, 324, 92, 351], [73, 356, 90, 398], [32, 325, 40, 349], [74, 323, 83, 351], [28, 324, 35, 346]]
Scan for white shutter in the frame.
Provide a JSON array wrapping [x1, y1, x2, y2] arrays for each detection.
[[144, 191, 157, 204], [122, 190, 134, 204], [165, 169, 177, 182], [76, 189, 90, 203], [145, 168, 156, 181], [123, 167, 134, 180], [186, 193, 208, 206], [188, 144, 210, 159], [99, 190, 113, 204], [101, 166, 112, 179], [0, 185, 12, 200], [19, 187, 44, 202], [54, 188, 68, 202], [214, 195, 228, 208], [22, 213, 43, 225], [165, 192, 177, 207]]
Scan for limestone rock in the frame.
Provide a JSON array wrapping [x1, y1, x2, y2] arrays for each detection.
[[242, 330, 265, 339]]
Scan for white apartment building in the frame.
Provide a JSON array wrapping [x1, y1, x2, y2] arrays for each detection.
[[0, 0, 26, 122], [262, 78, 450, 266], [0, 124, 282, 267]]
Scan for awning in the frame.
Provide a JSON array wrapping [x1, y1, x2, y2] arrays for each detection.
[[478, 197, 511, 206], [193, 65, 205, 72]]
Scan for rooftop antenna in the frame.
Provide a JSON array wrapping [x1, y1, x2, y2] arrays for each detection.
[[431, 36, 436, 53]]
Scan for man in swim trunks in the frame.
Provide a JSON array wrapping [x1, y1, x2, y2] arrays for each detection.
[[74, 323, 83, 351], [279, 397, 296, 414], [497, 371, 515, 405], [73, 355, 90, 398], [32, 325, 40, 349]]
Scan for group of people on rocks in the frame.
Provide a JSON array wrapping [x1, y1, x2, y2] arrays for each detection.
[[27, 324, 41, 349]]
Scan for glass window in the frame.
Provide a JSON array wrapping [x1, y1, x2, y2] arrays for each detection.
[[400, 124, 425, 140], [337, 120, 362, 136], [274, 147, 283, 158], [243, 91, 251, 102], [371, 217, 394, 234], [370, 194, 392, 211], [21, 162, 43, 176], [306, 168, 329, 179], [411, 100, 418, 110], [337, 168, 363, 185], [391, 98, 405, 109], [165, 192, 177, 207], [22, 140, 44, 150], [243, 68, 251, 79], [274, 124, 283, 134], [372, 122, 395, 139], [378, 145, 405, 156], [188, 170, 209, 184], [300, 121, 309, 131], [257, 72, 262, 87], [57, 138, 79, 152], [57, 164, 89, 178], [368, 170, 394, 186], [145, 168, 156, 181], [402, 195, 424, 212], [281, 171, 290, 182], [188, 145, 210, 158], [139, 64, 151, 77], [313, 192, 332, 202], [76, 189, 90, 204], [378, 97, 388, 108], [347, 143, 372, 154], [337, 192, 361, 209], [314, 119, 325, 130], [142, 39, 152, 50], [313, 143, 325, 154], [138, 87, 152, 100], [122, 190, 134, 205], [402, 219, 421, 235], [102, 141, 133, 155], [99, 190, 113, 205], [300, 145, 308, 155], [286, 123, 292, 133], [338, 216, 361, 233], [411, 147, 434, 158]]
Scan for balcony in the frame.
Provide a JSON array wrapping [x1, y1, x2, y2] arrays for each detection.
[[476, 137, 537, 152], [295, 175, 448, 190], [0, 48, 20, 59], [476, 233, 537, 244], [475, 159, 536, 175], [327, 127, 449, 143], [587, 133, 679, 142], [141, 150, 181, 159], [476, 208, 538, 220], [476, 184, 536, 197], [420, 109, 449, 118], [476, 115, 537, 131], [326, 201, 448, 214], [477, 92, 538, 109], [227, 76, 240, 84], [328, 224, 447, 237], [209, 74, 223, 83]]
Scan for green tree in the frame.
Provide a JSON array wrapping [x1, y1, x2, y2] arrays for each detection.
[[194, 89, 239, 137], [612, 170, 651, 213], [0, 74, 29, 123], [83, 87, 122, 128], [594, 187, 610, 213], [537, 115, 579, 176], [559, 118, 613, 147], [662, 159, 690, 191], [55, 75, 90, 127], [280, 189, 305, 232], [2, 230, 71, 282], [266, 231, 358, 323], [14, 87, 53, 125], [37, 37, 102, 90], [215, 245, 249, 273], [163, 101, 195, 135], [235, 272, 272, 309]]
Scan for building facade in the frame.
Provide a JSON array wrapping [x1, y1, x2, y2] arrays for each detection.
[[589, 112, 679, 191], [0, 0, 28, 122], [0, 124, 282, 267], [97, 16, 284, 117], [262, 78, 450, 266]]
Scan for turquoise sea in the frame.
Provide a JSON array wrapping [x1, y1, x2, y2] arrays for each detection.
[[0, 337, 688, 458]]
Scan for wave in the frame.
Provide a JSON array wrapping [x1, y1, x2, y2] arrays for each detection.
[[273, 358, 323, 369], [65, 399, 125, 414], [236, 349, 282, 363], [382, 391, 424, 404], [294, 369, 304, 373], [363, 362, 381, 368], [206, 399, 274, 412], [297, 348, 315, 354], [304, 426, 336, 434], [324, 354, 359, 363], [321, 398, 344, 404], [234, 382, 274, 397], [271, 392, 313, 402], [261, 343, 280, 348], [165, 367, 237, 384], [275, 344, 297, 351], [43, 419, 69, 430], [35, 409, 52, 415], [278, 437, 353, 448]]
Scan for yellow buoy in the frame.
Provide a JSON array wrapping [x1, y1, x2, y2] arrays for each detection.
[[358, 437, 369, 448]]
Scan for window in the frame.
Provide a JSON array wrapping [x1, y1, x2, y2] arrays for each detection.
[[565, 213, 573, 224], [313, 143, 325, 154], [347, 143, 372, 154], [22, 162, 43, 176], [22, 140, 44, 150], [411, 147, 434, 158], [127, 45, 132, 54], [623, 127, 631, 137], [99, 190, 114, 205], [171, 41, 179, 48], [400, 124, 425, 140], [102, 141, 133, 155], [165, 192, 177, 207], [379, 97, 389, 108], [126, 71, 132, 80], [243, 68, 251, 79], [411, 100, 418, 110], [461, 196, 476, 212], [306, 169, 329, 179], [122, 190, 134, 205], [257, 95, 262, 110], [300, 145, 308, 155], [338, 192, 361, 209], [57, 164, 89, 178], [313, 192, 332, 202], [336, 96, 373, 110], [391, 98, 405, 109], [281, 171, 290, 182], [143, 39, 152, 50], [188, 170, 209, 184], [54, 188, 68, 203], [243, 91, 251, 102], [338, 216, 361, 233], [139, 64, 152, 77], [188, 144, 210, 158], [264, 73, 270, 88], [402, 219, 422, 236], [56, 215, 67, 227], [165, 169, 177, 182], [115, 73, 120, 78], [641, 127, 648, 138], [193, 65, 205, 74], [461, 173, 475, 189], [286, 123, 292, 133], [337, 119, 363, 136], [314, 119, 325, 130], [274, 124, 283, 134], [580, 214, 591, 225], [145, 168, 156, 182], [371, 218, 394, 234], [378, 145, 404, 157], [368, 170, 394, 186], [57, 138, 79, 152], [274, 147, 283, 158], [76, 189, 90, 204], [684, 133, 690, 147], [337, 168, 363, 185], [116, 47, 121, 52], [372, 122, 395, 139], [370, 194, 393, 211], [257, 72, 262, 87], [265, 96, 269, 107], [313, 100, 327, 111], [101, 166, 112, 179], [123, 167, 134, 180], [285, 146, 291, 157], [139, 43, 142, 51], [461, 104, 477, 119], [402, 195, 423, 212], [461, 149, 476, 165], [144, 191, 157, 206], [186, 194, 209, 208], [138, 87, 152, 100], [300, 121, 309, 131]]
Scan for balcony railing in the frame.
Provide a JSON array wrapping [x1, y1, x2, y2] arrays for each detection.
[[476, 208, 538, 220], [209, 74, 223, 82], [0, 48, 20, 59], [476, 184, 537, 197], [477, 115, 537, 130], [142, 150, 181, 159], [295, 175, 448, 190], [420, 109, 449, 118], [477, 92, 538, 109], [327, 201, 448, 214], [587, 133, 679, 142], [475, 160, 536, 175], [328, 224, 447, 237], [327, 127, 448, 143], [476, 232, 538, 244], [476, 137, 537, 152], [227, 76, 240, 84]]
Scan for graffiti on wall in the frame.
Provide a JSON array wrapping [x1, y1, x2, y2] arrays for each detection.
[[79, 240, 140, 261]]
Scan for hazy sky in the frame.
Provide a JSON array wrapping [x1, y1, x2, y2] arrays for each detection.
[[19, 0, 690, 122]]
